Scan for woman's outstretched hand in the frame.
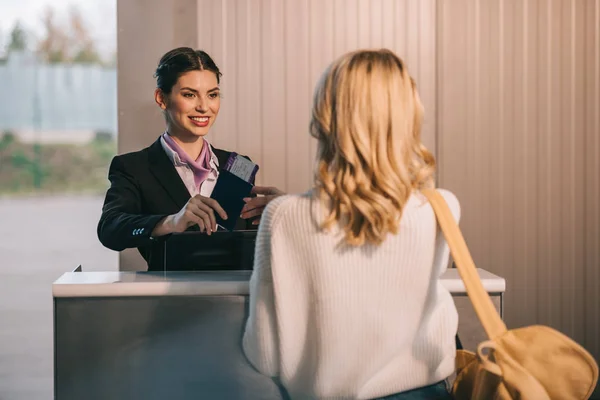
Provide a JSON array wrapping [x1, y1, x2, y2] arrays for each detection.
[[152, 195, 228, 236], [241, 186, 285, 225]]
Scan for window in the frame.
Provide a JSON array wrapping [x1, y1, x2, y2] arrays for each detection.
[[0, 1, 117, 397]]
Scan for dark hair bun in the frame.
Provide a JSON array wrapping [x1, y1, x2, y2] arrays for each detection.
[[154, 47, 222, 94]]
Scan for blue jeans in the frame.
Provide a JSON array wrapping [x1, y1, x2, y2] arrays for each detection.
[[375, 381, 452, 400]]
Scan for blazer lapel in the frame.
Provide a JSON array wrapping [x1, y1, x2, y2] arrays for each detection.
[[147, 137, 191, 210], [211, 147, 230, 171]]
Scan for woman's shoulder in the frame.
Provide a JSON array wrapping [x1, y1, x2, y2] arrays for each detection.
[[108, 144, 153, 172], [261, 192, 314, 231], [437, 188, 460, 214], [112, 137, 160, 162], [114, 147, 151, 162], [411, 188, 461, 222]]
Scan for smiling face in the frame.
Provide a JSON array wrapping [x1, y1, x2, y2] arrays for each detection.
[[155, 69, 221, 140]]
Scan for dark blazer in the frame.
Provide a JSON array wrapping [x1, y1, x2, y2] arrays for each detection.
[[97, 136, 257, 271]]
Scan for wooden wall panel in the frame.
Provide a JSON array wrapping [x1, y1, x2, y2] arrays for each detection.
[[198, 0, 437, 193], [438, 0, 600, 362]]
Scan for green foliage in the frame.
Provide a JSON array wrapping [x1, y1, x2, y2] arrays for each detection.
[[47, 50, 68, 64], [0, 131, 16, 150], [0, 136, 117, 196], [72, 48, 102, 64], [7, 22, 28, 52], [10, 149, 32, 168], [94, 131, 113, 142]]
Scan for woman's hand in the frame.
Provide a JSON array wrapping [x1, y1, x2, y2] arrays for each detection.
[[241, 186, 285, 225], [152, 195, 228, 236]]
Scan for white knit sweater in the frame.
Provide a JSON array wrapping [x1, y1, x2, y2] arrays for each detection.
[[242, 189, 460, 399]]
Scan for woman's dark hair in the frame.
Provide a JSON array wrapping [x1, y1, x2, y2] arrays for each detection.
[[154, 47, 222, 94]]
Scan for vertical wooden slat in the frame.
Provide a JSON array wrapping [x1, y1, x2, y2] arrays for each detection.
[[512, 0, 526, 329], [213, 1, 225, 65], [173, 0, 198, 48], [210, 0, 237, 151], [234, 0, 262, 181], [259, 0, 287, 190], [308, 0, 325, 170], [472, 0, 485, 268], [560, 0, 575, 340], [406, 0, 420, 81], [586, 0, 600, 359], [357, 0, 370, 49], [536, 0, 551, 328], [370, 0, 383, 47], [486, 0, 504, 316], [418, 0, 437, 154], [549, 0, 564, 331], [208, 0, 224, 69], [284, 0, 311, 193], [499, 0, 513, 321], [480, 0, 492, 276], [228, 0, 240, 151], [382, 0, 396, 51], [482, 0, 491, 267], [333, 0, 346, 55], [395, 0, 408, 58], [196, 0, 212, 50], [196, 1, 213, 51], [525, 0, 541, 330], [198, 0, 227, 150], [499, 0, 514, 328], [314, 0, 335, 166], [588, 0, 600, 358], [572, 0, 587, 347], [344, 0, 359, 53], [437, 0, 468, 193]]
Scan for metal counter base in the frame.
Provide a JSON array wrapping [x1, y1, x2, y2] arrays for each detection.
[[53, 269, 506, 400], [54, 296, 283, 400]]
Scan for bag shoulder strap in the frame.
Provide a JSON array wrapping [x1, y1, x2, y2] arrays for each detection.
[[422, 189, 507, 339]]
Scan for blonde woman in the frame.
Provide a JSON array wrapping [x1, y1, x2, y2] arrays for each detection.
[[243, 49, 460, 400]]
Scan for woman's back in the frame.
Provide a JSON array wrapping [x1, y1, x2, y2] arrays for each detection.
[[243, 189, 460, 399], [243, 49, 459, 399]]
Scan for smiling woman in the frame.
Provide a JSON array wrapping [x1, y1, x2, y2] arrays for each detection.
[[154, 49, 222, 140], [96, 47, 270, 271]]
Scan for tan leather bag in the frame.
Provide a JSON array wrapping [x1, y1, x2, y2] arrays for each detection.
[[422, 189, 599, 400]]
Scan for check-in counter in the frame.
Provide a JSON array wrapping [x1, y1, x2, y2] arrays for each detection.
[[53, 269, 505, 400]]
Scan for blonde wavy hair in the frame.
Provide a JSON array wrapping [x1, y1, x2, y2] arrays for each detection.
[[310, 49, 436, 246]]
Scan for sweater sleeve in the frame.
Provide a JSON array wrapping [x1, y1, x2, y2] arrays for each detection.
[[242, 196, 288, 377]]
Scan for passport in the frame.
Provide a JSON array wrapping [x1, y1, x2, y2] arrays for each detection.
[[223, 152, 259, 182], [210, 169, 253, 231]]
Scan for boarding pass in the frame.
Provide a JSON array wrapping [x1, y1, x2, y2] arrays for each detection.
[[223, 152, 259, 183]]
